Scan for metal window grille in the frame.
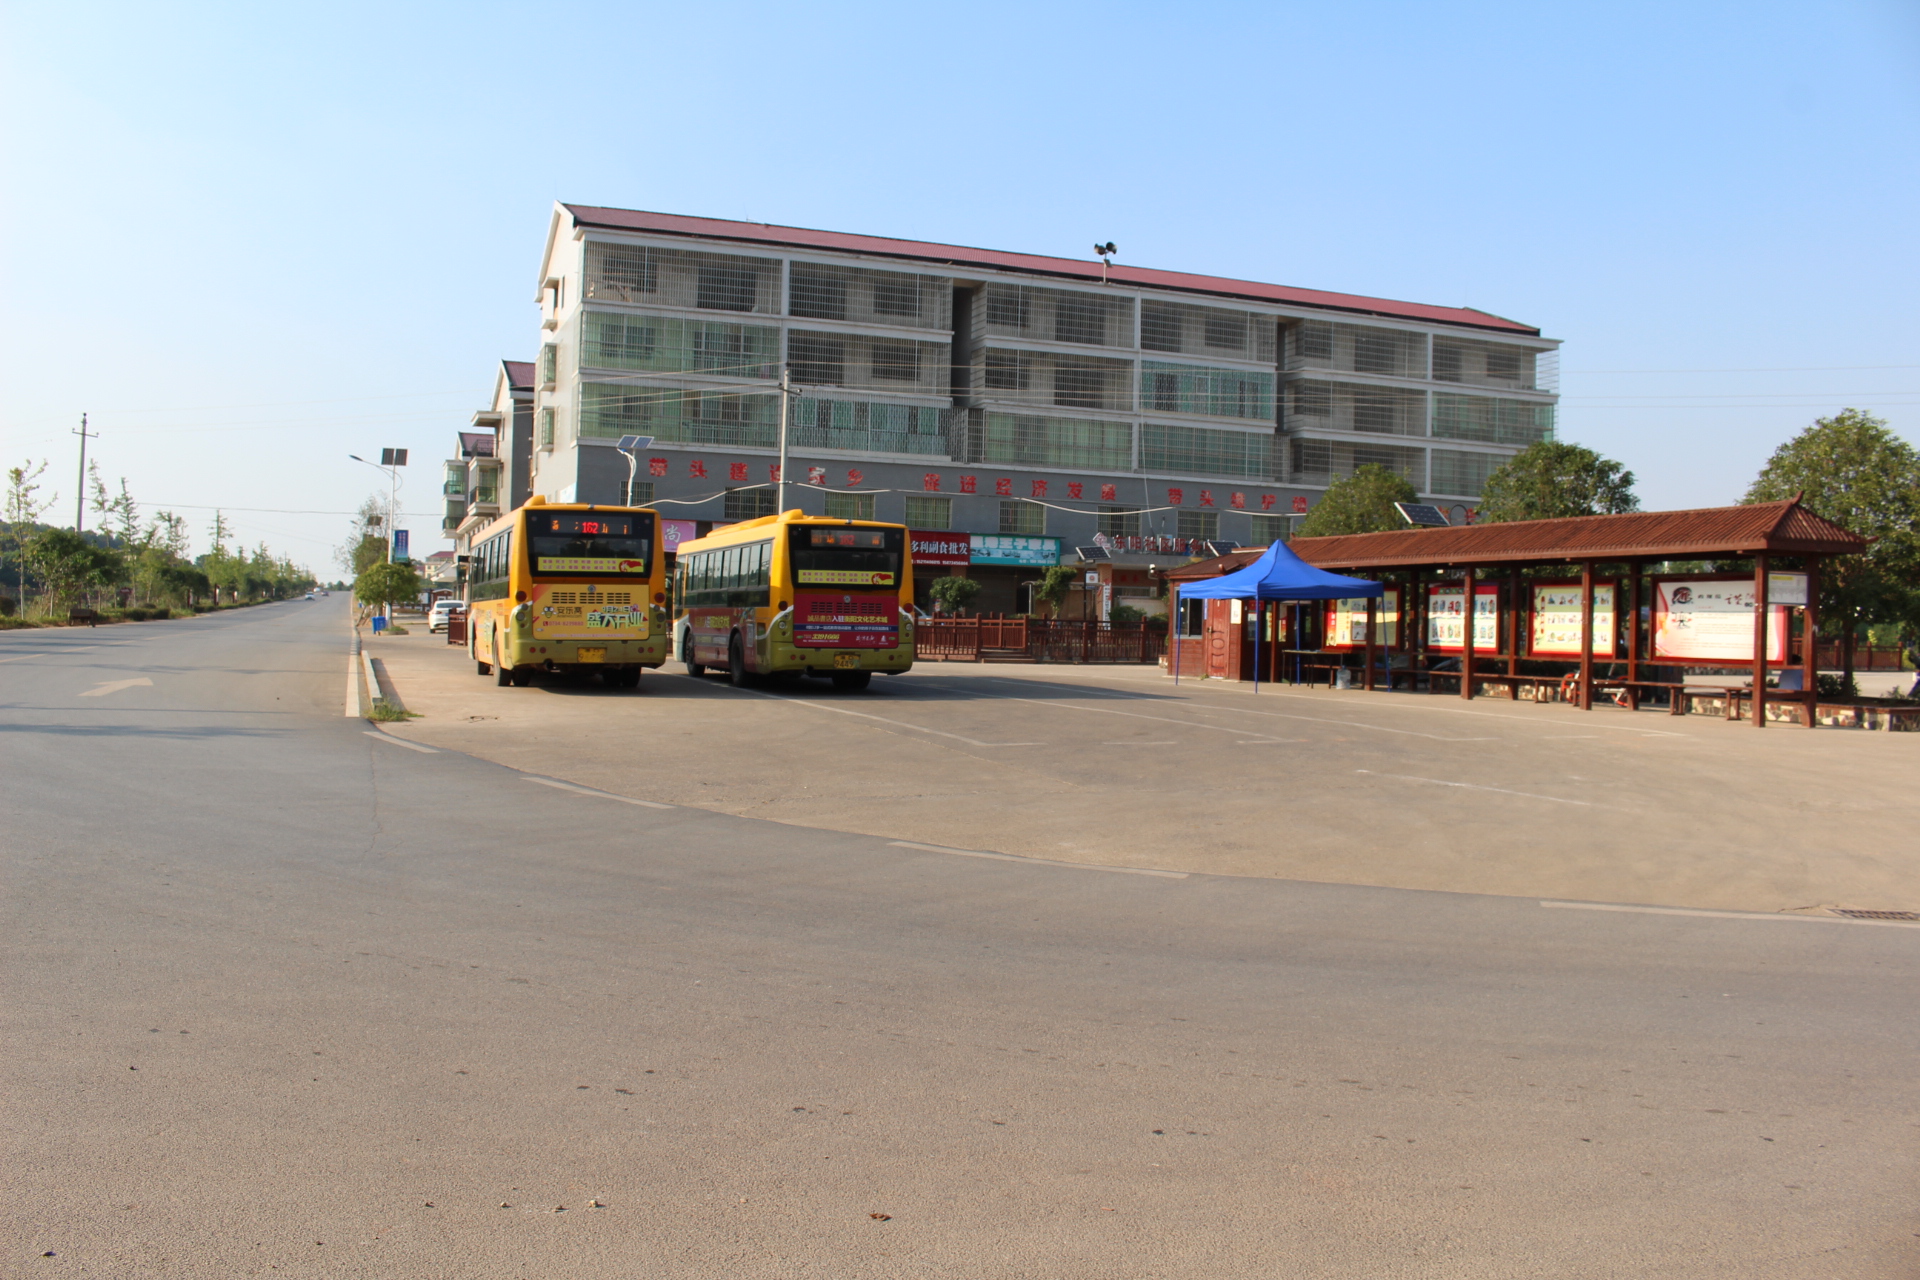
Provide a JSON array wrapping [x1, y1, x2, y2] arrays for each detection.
[[824, 492, 877, 520], [1287, 321, 1425, 379], [788, 265, 848, 320], [538, 344, 557, 387], [581, 312, 779, 380], [788, 261, 948, 329], [787, 332, 845, 385], [724, 488, 778, 521], [1139, 362, 1275, 423], [787, 330, 948, 395], [1176, 510, 1219, 540], [981, 284, 1133, 348], [538, 407, 555, 449], [870, 340, 918, 382], [980, 412, 1133, 471], [1097, 506, 1141, 538], [1141, 422, 1276, 480], [1431, 394, 1555, 446], [584, 242, 780, 314], [999, 499, 1045, 536], [1429, 449, 1505, 498], [904, 495, 951, 528], [1248, 513, 1292, 544], [791, 399, 952, 456], [578, 382, 780, 448], [1137, 301, 1276, 362], [1430, 337, 1546, 391], [977, 347, 1132, 412], [626, 480, 655, 507], [1284, 379, 1425, 437], [1287, 437, 1426, 489]]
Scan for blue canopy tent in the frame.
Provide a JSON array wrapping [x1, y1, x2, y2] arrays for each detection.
[[1172, 541, 1385, 691]]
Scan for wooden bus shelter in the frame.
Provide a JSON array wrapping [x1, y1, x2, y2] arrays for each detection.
[[1182, 499, 1866, 729]]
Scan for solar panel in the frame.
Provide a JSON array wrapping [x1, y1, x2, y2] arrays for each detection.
[[1395, 502, 1450, 528], [1203, 540, 1241, 558], [1076, 545, 1111, 562]]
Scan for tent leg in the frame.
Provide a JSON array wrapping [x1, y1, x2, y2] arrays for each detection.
[[1253, 601, 1260, 694]]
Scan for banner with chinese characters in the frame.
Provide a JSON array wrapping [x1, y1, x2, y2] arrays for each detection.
[[1323, 590, 1399, 649], [909, 531, 971, 568], [660, 520, 699, 553], [1426, 583, 1500, 652], [1530, 582, 1617, 657], [1653, 579, 1787, 664], [969, 535, 1060, 567]]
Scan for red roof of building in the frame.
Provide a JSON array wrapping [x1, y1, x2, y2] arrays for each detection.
[[1286, 500, 1866, 570], [502, 359, 535, 390], [561, 205, 1542, 336]]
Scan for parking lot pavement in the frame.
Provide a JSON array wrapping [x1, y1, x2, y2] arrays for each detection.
[[368, 629, 1919, 915]]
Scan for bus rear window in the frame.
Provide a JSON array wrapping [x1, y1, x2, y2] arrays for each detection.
[[788, 526, 903, 589], [529, 512, 655, 578]]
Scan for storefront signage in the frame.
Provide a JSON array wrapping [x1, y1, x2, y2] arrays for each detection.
[[1530, 582, 1616, 657], [909, 531, 971, 568], [661, 519, 699, 552], [1324, 590, 1400, 648], [1426, 583, 1499, 652], [970, 535, 1061, 567], [1653, 579, 1787, 664]]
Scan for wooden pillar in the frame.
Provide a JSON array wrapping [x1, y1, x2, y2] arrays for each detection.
[[1579, 560, 1595, 711], [1508, 567, 1522, 679], [1460, 564, 1475, 700], [1752, 553, 1769, 729], [1802, 560, 1820, 728], [1626, 561, 1641, 683], [1364, 595, 1378, 691]]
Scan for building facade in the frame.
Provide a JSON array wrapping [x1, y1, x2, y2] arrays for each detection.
[[465, 205, 1560, 612]]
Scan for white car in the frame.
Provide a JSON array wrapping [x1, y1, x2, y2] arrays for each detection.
[[427, 599, 466, 633], [304, 591, 316, 600]]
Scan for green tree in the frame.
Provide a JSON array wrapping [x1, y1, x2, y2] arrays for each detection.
[[355, 560, 424, 617], [1030, 565, 1078, 615], [3, 459, 56, 597], [1744, 409, 1920, 687], [23, 528, 124, 611], [927, 575, 981, 615], [1476, 441, 1639, 523], [1294, 464, 1417, 538]]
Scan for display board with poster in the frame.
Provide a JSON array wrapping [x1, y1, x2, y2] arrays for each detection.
[[908, 530, 971, 569], [1652, 579, 1788, 664], [1529, 582, 1617, 657], [1426, 583, 1499, 652], [1324, 590, 1400, 649]]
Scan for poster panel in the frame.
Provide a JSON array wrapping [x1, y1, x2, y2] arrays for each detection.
[[1426, 583, 1499, 653], [660, 519, 699, 553], [1652, 579, 1787, 664], [970, 534, 1060, 567], [1530, 582, 1617, 657], [1323, 590, 1400, 649]]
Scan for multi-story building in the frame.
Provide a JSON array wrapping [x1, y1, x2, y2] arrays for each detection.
[[446, 359, 535, 553], [475, 204, 1559, 613]]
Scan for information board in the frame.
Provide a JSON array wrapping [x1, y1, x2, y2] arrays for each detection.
[[970, 535, 1060, 567], [1324, 590, 1400, 648], [1426, 583, 1499, 652], [1652, 579, 1787, 664], [1530, 582, 1617, 657]]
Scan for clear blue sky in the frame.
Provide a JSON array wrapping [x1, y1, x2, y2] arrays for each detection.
[[3, 0, 1916, 570]]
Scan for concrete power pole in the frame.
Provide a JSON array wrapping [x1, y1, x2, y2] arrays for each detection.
[[73, 413, 96, 531], [775, 365, 791, 515]]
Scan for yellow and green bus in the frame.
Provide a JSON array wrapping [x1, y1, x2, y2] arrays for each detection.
[[672, 511, 915, 690], [466, 497, 670, 688]]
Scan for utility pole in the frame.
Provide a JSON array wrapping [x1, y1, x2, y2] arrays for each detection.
[[73, 414, 96, 531], [775, 364, 791, 515]]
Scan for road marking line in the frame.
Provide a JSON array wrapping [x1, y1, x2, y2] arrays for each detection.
[[1541, 901, 1920, 929], [345, 638, 361, 717], [363, 731, 438, 753], [0, 644, 100, 663], [1100, 740, 1178, 746], [1354, 769, 1593, 806], [80, 677, 154, 696], [887, 841, 1187, 879], [725, 685, 1043, 747], [522, 776, 674, 808]]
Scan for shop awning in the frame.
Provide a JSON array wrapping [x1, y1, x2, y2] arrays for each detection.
[[1176, 540, 1383, 601]]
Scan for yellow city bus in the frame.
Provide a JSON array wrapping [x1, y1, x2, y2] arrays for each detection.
[[466, 496, 670, 688], [672, 510, 915, 690]]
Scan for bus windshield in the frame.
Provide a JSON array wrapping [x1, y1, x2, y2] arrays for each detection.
[[528, 512, 655, 579], [787, 526, 903, 589]]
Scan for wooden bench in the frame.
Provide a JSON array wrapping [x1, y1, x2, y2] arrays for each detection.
[[68, 607, 99, 628], [1720, 685, 1817, 728]]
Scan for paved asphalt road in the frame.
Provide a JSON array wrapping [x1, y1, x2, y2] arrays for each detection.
[[4, 600, 1916, 1278]]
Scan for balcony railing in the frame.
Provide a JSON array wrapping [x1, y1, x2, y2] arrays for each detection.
[[443, 480, 465, 496], [468, 487, 499, 506]]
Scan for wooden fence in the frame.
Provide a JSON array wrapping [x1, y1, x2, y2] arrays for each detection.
[[1815, 643, 1909, 671], [917, 617, 1166, 664]]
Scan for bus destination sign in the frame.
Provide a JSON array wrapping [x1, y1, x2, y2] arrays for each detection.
[[537, 557, 649, 574], [796, 569, 897, 587]]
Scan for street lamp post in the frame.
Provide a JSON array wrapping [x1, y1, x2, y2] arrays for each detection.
[[349, 450, 408, 563], [615, 435, 655, 506]]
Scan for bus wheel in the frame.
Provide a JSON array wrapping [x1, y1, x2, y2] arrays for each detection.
[[477, 658, 491, 676], [682, 636, 704, 678], [511, 667, 532, 687], [616, 667, 641, 689], [494, 649, 513, 687], [830, 670, 872, 691], [728, 635, 754, 688]]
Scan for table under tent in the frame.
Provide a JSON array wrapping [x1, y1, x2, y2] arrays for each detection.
[[1170, 540, 1384, 691]]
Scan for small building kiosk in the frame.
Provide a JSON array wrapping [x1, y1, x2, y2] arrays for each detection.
[[1173, 499, 1867, 729]]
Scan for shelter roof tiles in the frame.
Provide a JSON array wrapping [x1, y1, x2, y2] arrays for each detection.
[[1287, 500, 1866, 570], [562, 205, 1541, 336]]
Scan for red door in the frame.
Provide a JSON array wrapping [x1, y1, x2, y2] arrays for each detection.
[[1206, 600, 1233, 678]]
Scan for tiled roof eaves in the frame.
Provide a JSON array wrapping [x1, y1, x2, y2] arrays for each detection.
[[562, 205, 1542, 338]]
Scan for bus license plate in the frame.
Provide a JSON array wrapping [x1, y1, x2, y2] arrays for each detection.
[[577, 648, 606, 663], [833, 654, 860, 669]]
